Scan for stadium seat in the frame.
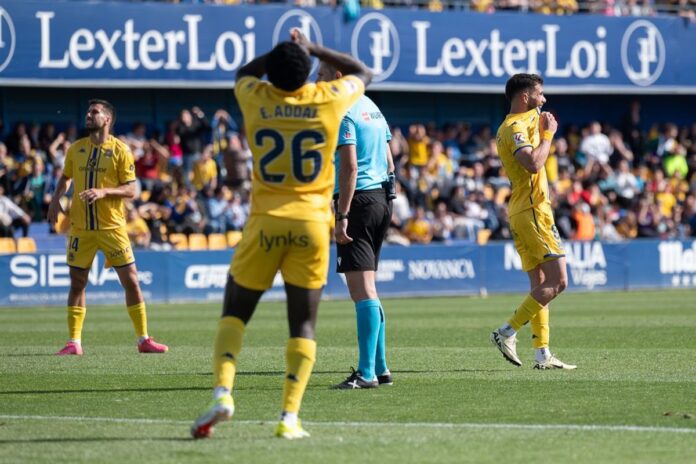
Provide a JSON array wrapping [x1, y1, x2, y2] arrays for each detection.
[[477, 229, 492, 245], [16, 237, 37, 253], [0, 237, 17, 254], [188, 233, 208, 251], [226, 231, 243, 247], [169, 233, 188, 250], [208, 233, 227, 250]]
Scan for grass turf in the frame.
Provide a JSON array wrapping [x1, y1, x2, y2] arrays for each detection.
[[1, 290, 695, 463]]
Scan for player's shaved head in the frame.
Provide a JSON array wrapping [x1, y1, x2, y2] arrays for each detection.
[[505, 74, 544, 103], [267, 41, 311, 91]]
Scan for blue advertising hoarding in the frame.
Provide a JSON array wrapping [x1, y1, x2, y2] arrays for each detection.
[[1, 240, 695, 307], [0, 1, 694, 92]]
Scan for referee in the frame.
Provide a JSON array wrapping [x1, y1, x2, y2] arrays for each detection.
[[317, 61, 396, 389]]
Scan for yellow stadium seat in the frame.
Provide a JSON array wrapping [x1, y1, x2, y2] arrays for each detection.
[[169, 233, 188, 250], [208, 233, 227, 250], [0, 237, 17, 254], [16, 237, 37, 253], [188, 233, 208, 251], [226, 231, 243, 248], [477, 229, 492, 245]]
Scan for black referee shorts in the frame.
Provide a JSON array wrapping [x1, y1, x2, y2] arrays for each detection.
[[335, 189, 392, 273]]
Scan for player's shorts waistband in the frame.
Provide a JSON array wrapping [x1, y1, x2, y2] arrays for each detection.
[[333, 188, 385, 201]]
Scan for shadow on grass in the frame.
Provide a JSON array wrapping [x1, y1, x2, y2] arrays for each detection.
[[0, 386, 210, 395], [0, 437, 192, 444]]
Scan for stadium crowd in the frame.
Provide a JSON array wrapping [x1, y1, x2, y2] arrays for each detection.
[[75, 0, 696, 19], [1, 101, 695, 248]]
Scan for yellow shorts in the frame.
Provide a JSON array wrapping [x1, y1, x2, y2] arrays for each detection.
[[509, 203, 565, 272], [67, 226, 135, 269], [230, 215, 330, 291]]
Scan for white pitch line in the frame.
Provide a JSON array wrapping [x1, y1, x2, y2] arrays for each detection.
[[1, 415, 694, 435]]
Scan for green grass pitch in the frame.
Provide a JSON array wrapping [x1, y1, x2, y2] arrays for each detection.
[[1, 290, 695, 463]]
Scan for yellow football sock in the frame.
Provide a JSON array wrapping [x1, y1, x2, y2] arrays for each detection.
[[67, 306, 86, 340], [213, 316, 245, 390], [281, 337, 317, 414], [127, 302, 148, 338], [530, 306, 550, 349], [508, 294, 544, 331]]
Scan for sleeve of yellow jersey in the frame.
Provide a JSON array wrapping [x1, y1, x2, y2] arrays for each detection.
[[507, 122, 533, 156], [63, 144, 75, 179], [117, 144, 137, 185], [234, 76, 262, 108], [324, 75, 365, 118]]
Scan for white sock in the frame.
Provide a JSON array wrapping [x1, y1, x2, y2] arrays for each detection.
[[280, 411, 298, 426], [69, 339, 81, 345], [138, 336, 149, 344], [536, 347, 550, 363], [213, 387, 231, 400], [499, 324, 516, 337]]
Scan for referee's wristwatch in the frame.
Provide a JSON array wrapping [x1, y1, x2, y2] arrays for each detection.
[[336, 211, 349, 221]]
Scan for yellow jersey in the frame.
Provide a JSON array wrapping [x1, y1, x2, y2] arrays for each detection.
[[193, 158, 218, 191], [63, 135, 136, 231], [234, 75, 364, 223], [496, 108, 550, 216]]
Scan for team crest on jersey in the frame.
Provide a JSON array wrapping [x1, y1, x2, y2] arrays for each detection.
[[513, 132, 526, 145], [362, 112, 371, 122], [104, 149, 113, 158], [79, 148, 86, 153]]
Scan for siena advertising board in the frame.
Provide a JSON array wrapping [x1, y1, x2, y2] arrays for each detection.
[[0, 1, 694, 92]]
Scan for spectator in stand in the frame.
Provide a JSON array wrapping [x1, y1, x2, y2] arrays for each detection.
[[404, 205, 432, 244], [164, 120, 184, 180], [572, 202, 595, 240], [127, 123, 148, 161], [48, 132, 70, 169], [580, 121, 612, 170], [135, 141, 161, 192], [431, 201, 455, 242], [126, 206, 151, 249], [177, 107, 209, 187], [211, 109, 242, 183], [0, 142, 12, 192], [21, 158, 46, 221], [615, 159, 640, 207], [407, 124, 429, 168], [0, 184, 31, 237], [192, 144, 218, 193]]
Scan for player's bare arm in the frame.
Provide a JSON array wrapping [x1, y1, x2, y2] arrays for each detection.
[[386, 144, 395, 173], [514, 112, 558, 173], [335, 144, 358, 245], [47, 175, 72, 224], [290, 29, 373, 87], [79, 181, 136, 205], [236, 53, 269, 79]]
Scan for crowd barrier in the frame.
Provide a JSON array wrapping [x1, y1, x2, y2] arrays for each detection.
[[1, 240, 694, 306], [0, 1, 694, 92]]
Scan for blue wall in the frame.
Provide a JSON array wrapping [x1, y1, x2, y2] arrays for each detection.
[[2, 240, 695, 307]]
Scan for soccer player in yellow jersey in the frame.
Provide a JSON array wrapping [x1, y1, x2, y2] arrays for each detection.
[[47, 100, 168, 356], [490, 74, 576, 370], [191, 29, 371, 440]]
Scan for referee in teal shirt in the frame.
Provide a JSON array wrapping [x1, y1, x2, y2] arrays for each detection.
[[317, 61, 395, 389]]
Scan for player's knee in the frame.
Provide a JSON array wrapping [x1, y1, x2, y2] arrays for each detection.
[[70, 276, 88, 292], [556, 277, 568, 295]]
